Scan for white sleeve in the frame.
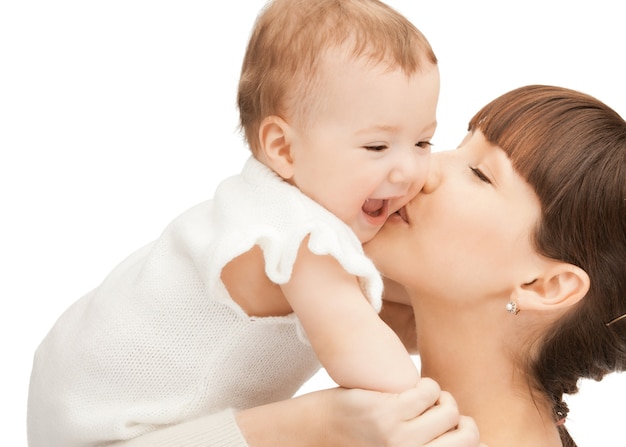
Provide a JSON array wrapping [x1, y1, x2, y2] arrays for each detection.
[[111, 409, 249, 447]]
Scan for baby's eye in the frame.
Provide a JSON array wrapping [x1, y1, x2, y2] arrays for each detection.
[[469, 166, 492, 184], [363, 145, 388, 151], [416, 141, 433, 149]]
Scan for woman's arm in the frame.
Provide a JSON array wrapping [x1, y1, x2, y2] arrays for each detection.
[[238, 379, 481, 447], [114, 379, 483, 447]]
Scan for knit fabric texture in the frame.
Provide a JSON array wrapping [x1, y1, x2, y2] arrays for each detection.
[[110, 409, 250, 447], [27, 157, 383, 447]]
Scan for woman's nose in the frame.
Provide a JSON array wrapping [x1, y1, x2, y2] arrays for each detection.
[[421, 152, 442, 194]]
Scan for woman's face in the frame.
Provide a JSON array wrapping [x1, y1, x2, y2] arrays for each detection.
[[364, 130, 542, 302]]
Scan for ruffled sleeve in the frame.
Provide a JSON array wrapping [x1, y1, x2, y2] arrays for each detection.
[[205, 157, 383, 314]]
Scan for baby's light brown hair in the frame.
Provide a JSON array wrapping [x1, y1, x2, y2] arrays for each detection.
[[237, 0, 437, 155]]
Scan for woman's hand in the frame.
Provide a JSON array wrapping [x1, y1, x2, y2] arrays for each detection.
[[326, 378, 481, 447], [237, 377, 482, 447]]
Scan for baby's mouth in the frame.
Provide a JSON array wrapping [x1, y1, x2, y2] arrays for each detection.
[[362, 199, 388, 217]]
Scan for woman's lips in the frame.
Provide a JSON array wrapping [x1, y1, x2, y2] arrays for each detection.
[[397, 206, 409, 223]]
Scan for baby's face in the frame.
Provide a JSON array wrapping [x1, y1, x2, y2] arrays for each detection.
[[287, 55, 440, 243]]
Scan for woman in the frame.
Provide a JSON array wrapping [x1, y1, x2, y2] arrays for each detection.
[[102, 84, 625, 446], [365, 84, 626, 446], [29, 84, 625, 446]]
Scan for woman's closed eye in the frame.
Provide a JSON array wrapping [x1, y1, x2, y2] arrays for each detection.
[[469, 166, 492, 184]]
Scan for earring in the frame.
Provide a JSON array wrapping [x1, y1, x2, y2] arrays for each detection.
[[506, 301, 520, 315]]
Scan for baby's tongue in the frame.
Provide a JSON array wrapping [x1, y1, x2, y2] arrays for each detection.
[[362, 199, 384, 216]]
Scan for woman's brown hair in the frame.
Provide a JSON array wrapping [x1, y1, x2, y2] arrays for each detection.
[[469, 85, 626, 446]]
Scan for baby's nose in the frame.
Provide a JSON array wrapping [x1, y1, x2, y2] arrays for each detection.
[[389, 150, 422, 184]]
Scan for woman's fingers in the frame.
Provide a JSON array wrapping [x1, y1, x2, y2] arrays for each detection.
[[396, 377, 441, 420], [425, 415, 482, 447], [392, 389, 483, 447], [324, 380, 483, 447], [398, 390, 461, 445]]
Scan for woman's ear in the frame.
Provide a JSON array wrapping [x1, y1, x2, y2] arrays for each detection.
[[258, 115, 294, 180], [514, 261, 590, 312]]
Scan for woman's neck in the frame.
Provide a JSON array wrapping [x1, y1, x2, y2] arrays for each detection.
[[411, 297, 563, 447]]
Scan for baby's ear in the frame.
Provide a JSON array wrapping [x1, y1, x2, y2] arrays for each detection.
[[258, 115, 294, 180], [514, 261, 590, 312]]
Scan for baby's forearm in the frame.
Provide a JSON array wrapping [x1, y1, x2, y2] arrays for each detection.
[[285, 247, 419, 393], [318, 309, 420, 393]]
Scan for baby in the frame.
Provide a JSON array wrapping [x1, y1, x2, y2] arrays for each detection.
[[27, 0, 440, 445]]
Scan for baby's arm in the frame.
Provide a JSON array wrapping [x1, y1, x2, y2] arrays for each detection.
[[282, 240, 420, 393]]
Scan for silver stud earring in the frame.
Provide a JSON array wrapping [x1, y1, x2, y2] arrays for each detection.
[[506, 301, 520, 315]]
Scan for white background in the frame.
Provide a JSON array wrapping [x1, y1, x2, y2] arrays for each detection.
[[2, 1, 625, 445]]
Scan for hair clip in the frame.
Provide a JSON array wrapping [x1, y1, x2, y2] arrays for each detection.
[[605, 313, 626, 327], [554, 400, 569, 426]]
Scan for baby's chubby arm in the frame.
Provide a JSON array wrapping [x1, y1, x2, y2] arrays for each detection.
[[282, 239, 420, 393]]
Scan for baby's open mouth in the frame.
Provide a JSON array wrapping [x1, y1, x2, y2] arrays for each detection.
[[362, 199, 387, 217]]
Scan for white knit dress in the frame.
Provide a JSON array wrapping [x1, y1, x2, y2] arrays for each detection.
[[27, 157, 383, 447]]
